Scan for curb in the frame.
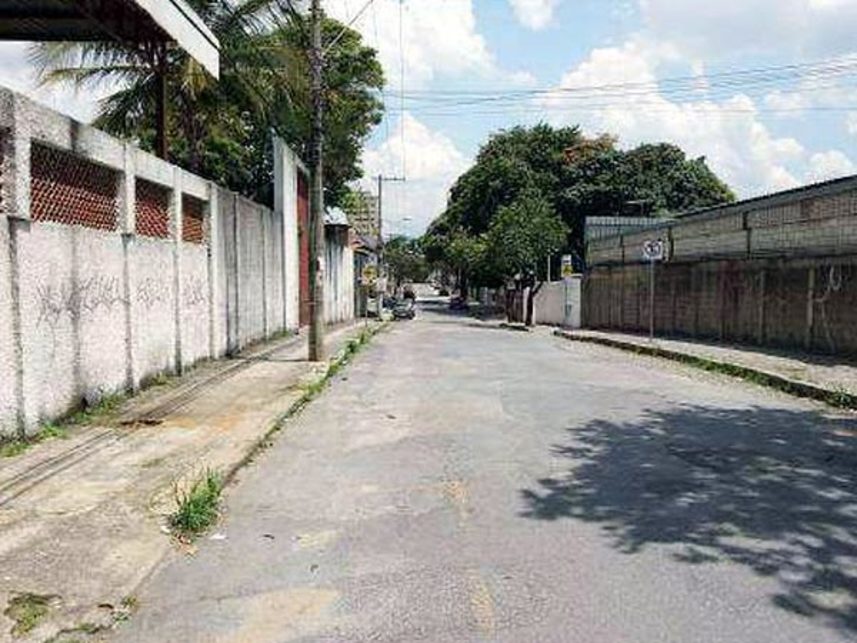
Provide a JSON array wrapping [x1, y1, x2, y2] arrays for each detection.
[[554, 330, 857, 411]]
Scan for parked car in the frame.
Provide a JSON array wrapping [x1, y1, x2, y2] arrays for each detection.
[[448, 296, 469, 311], [392, 299, 416, 320]]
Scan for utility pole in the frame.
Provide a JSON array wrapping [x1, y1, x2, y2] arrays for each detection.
[[376, 174, 405, 316], [308, 0, 326, 361]]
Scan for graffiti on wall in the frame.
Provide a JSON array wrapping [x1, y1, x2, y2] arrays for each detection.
[[183, 276, 208, 309], [36, 275, 125, 328], [136, 276, 171, 310]]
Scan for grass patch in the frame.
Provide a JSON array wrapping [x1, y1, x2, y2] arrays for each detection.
[[67, 392, 125, 426], [0, 440, 29, 458], [5, 593, 56, 637], [0, 422, 70, 459], [169, 469, 223, 537]]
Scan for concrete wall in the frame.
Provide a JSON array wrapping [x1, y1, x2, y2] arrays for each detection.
[[0, 88, 312, 437], [324, 226, 354, 324], [534, 278, 582, 328], [584, 175, 857, 355]]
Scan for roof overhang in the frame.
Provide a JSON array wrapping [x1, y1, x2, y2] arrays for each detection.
[[0, 0, 220, 78]]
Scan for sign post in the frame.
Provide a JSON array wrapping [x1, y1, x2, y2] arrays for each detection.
[[361, 262, 378, 324], [561, 254, 574, 328], [642, 239, 666, 341]]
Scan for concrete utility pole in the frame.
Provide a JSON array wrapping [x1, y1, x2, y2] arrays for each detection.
[[309, 0, 326, 361], [376, 174, 405, 315]]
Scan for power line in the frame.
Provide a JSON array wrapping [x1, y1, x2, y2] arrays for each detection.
[[324, 0, 377, 54], [398, 0, 406, 180]]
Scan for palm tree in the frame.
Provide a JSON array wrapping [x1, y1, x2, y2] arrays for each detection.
[[31, 1, 384, 206], [30, 0, 301, 173]]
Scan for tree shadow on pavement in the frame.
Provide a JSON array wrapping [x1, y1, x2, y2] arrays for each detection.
[[520, 404, 857, 633]]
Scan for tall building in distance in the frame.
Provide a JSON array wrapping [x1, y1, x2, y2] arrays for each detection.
[[344, 190, 380, 241]]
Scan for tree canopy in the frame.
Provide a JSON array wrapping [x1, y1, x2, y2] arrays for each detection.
[[31, 2, 384, 207], [424, 124, 735, 287]]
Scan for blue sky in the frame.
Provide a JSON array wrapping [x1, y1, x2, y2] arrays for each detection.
[[2, 0, 856, 235]]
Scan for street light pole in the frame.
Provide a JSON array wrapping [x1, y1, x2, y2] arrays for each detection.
[[308, 0, 326, 361], [376, 174, 405, 316]]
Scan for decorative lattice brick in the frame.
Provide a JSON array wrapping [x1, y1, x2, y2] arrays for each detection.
[[182, 195, 206, 244], [30, 143, 118, 230], [135, 179, 170, 239]]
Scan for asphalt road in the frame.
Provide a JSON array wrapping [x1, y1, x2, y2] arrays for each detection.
[[114, 302, 857, 642]]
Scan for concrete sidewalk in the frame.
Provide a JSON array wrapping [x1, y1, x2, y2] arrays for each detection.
[[556, 329, 857, 408], [0, 322, 378, 643]]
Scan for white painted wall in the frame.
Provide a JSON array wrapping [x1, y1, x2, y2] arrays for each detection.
[[324, 227, 355, 325], [273, 137, 302, 332], [0, 87, 318, 437], [534, 278, 582, 328]]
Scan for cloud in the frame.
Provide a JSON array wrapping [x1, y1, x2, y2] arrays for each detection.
[[638, 0, 857, 59], [327, 0, 524, 89], [508, 0, 560, 30], [538, 39, 857, 197], [847, 112, 857, 135], [0, 42, 107, 122], [360, 112, 469, 235], [807, 149, 857, 182]]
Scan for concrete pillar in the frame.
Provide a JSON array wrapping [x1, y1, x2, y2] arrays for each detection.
[[119, 143, 138, 391], [207, 183, 221, 358], [273, 137, 300, 332], [757, 269, 766, 345], [4, 93, 32, 436], [805, 266, 815, 350], [261, 208, 269, 338], [171, 168, 184, 373]]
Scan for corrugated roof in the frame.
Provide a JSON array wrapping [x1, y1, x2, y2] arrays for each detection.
[[0, 0, 219, 77], [675, 173, 857, 222]]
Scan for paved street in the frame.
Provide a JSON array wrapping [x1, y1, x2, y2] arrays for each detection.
[[114, 302, 857, 643]]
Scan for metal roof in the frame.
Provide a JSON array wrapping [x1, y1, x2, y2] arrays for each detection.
[[325, 207, 350, 227], [0, 0, 219, 77], [675, 172, 857, 222]]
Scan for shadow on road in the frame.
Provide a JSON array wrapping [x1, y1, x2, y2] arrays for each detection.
[[521, 404, 857, 632]]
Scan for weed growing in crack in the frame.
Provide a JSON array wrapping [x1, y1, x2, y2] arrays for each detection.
[[169, 469, 223, 537], [4, 592, 57, 637]]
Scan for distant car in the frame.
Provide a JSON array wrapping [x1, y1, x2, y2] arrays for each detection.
[[392, 299, 415, 320], [448, 296, 469, 311]]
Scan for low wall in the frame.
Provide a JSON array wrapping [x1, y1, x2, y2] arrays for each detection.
[[534, 278, 582, 328], [584, 174, 857, 355], [0, 88, 305, 436], [324, 226, 354, 324]]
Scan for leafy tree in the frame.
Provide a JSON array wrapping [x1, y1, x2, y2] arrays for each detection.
[[31, 3, 383, 207], [423, 124, 734, 286], [485, 191, 567, 325], [384, 236, 429, 287]]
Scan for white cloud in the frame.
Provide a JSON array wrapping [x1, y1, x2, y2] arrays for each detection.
[[807, 149, 857, 182], [0, 42, 107, 122], [538, 39, 857, 197], [508, 0, 560, 30], [360, 113, 469, 235], [638, 0, 857, 59], [847, 112, 857, 135], [328, 0, 524, 89]]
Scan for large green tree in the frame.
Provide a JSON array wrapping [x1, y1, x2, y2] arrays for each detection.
[[425, 125, 735, 282], [31, 3, 383, 206], [485, 191, 568, 325], [384, 236, 430, 287]]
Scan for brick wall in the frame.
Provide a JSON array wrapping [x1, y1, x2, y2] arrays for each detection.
[[584, 176, 857, 355]]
